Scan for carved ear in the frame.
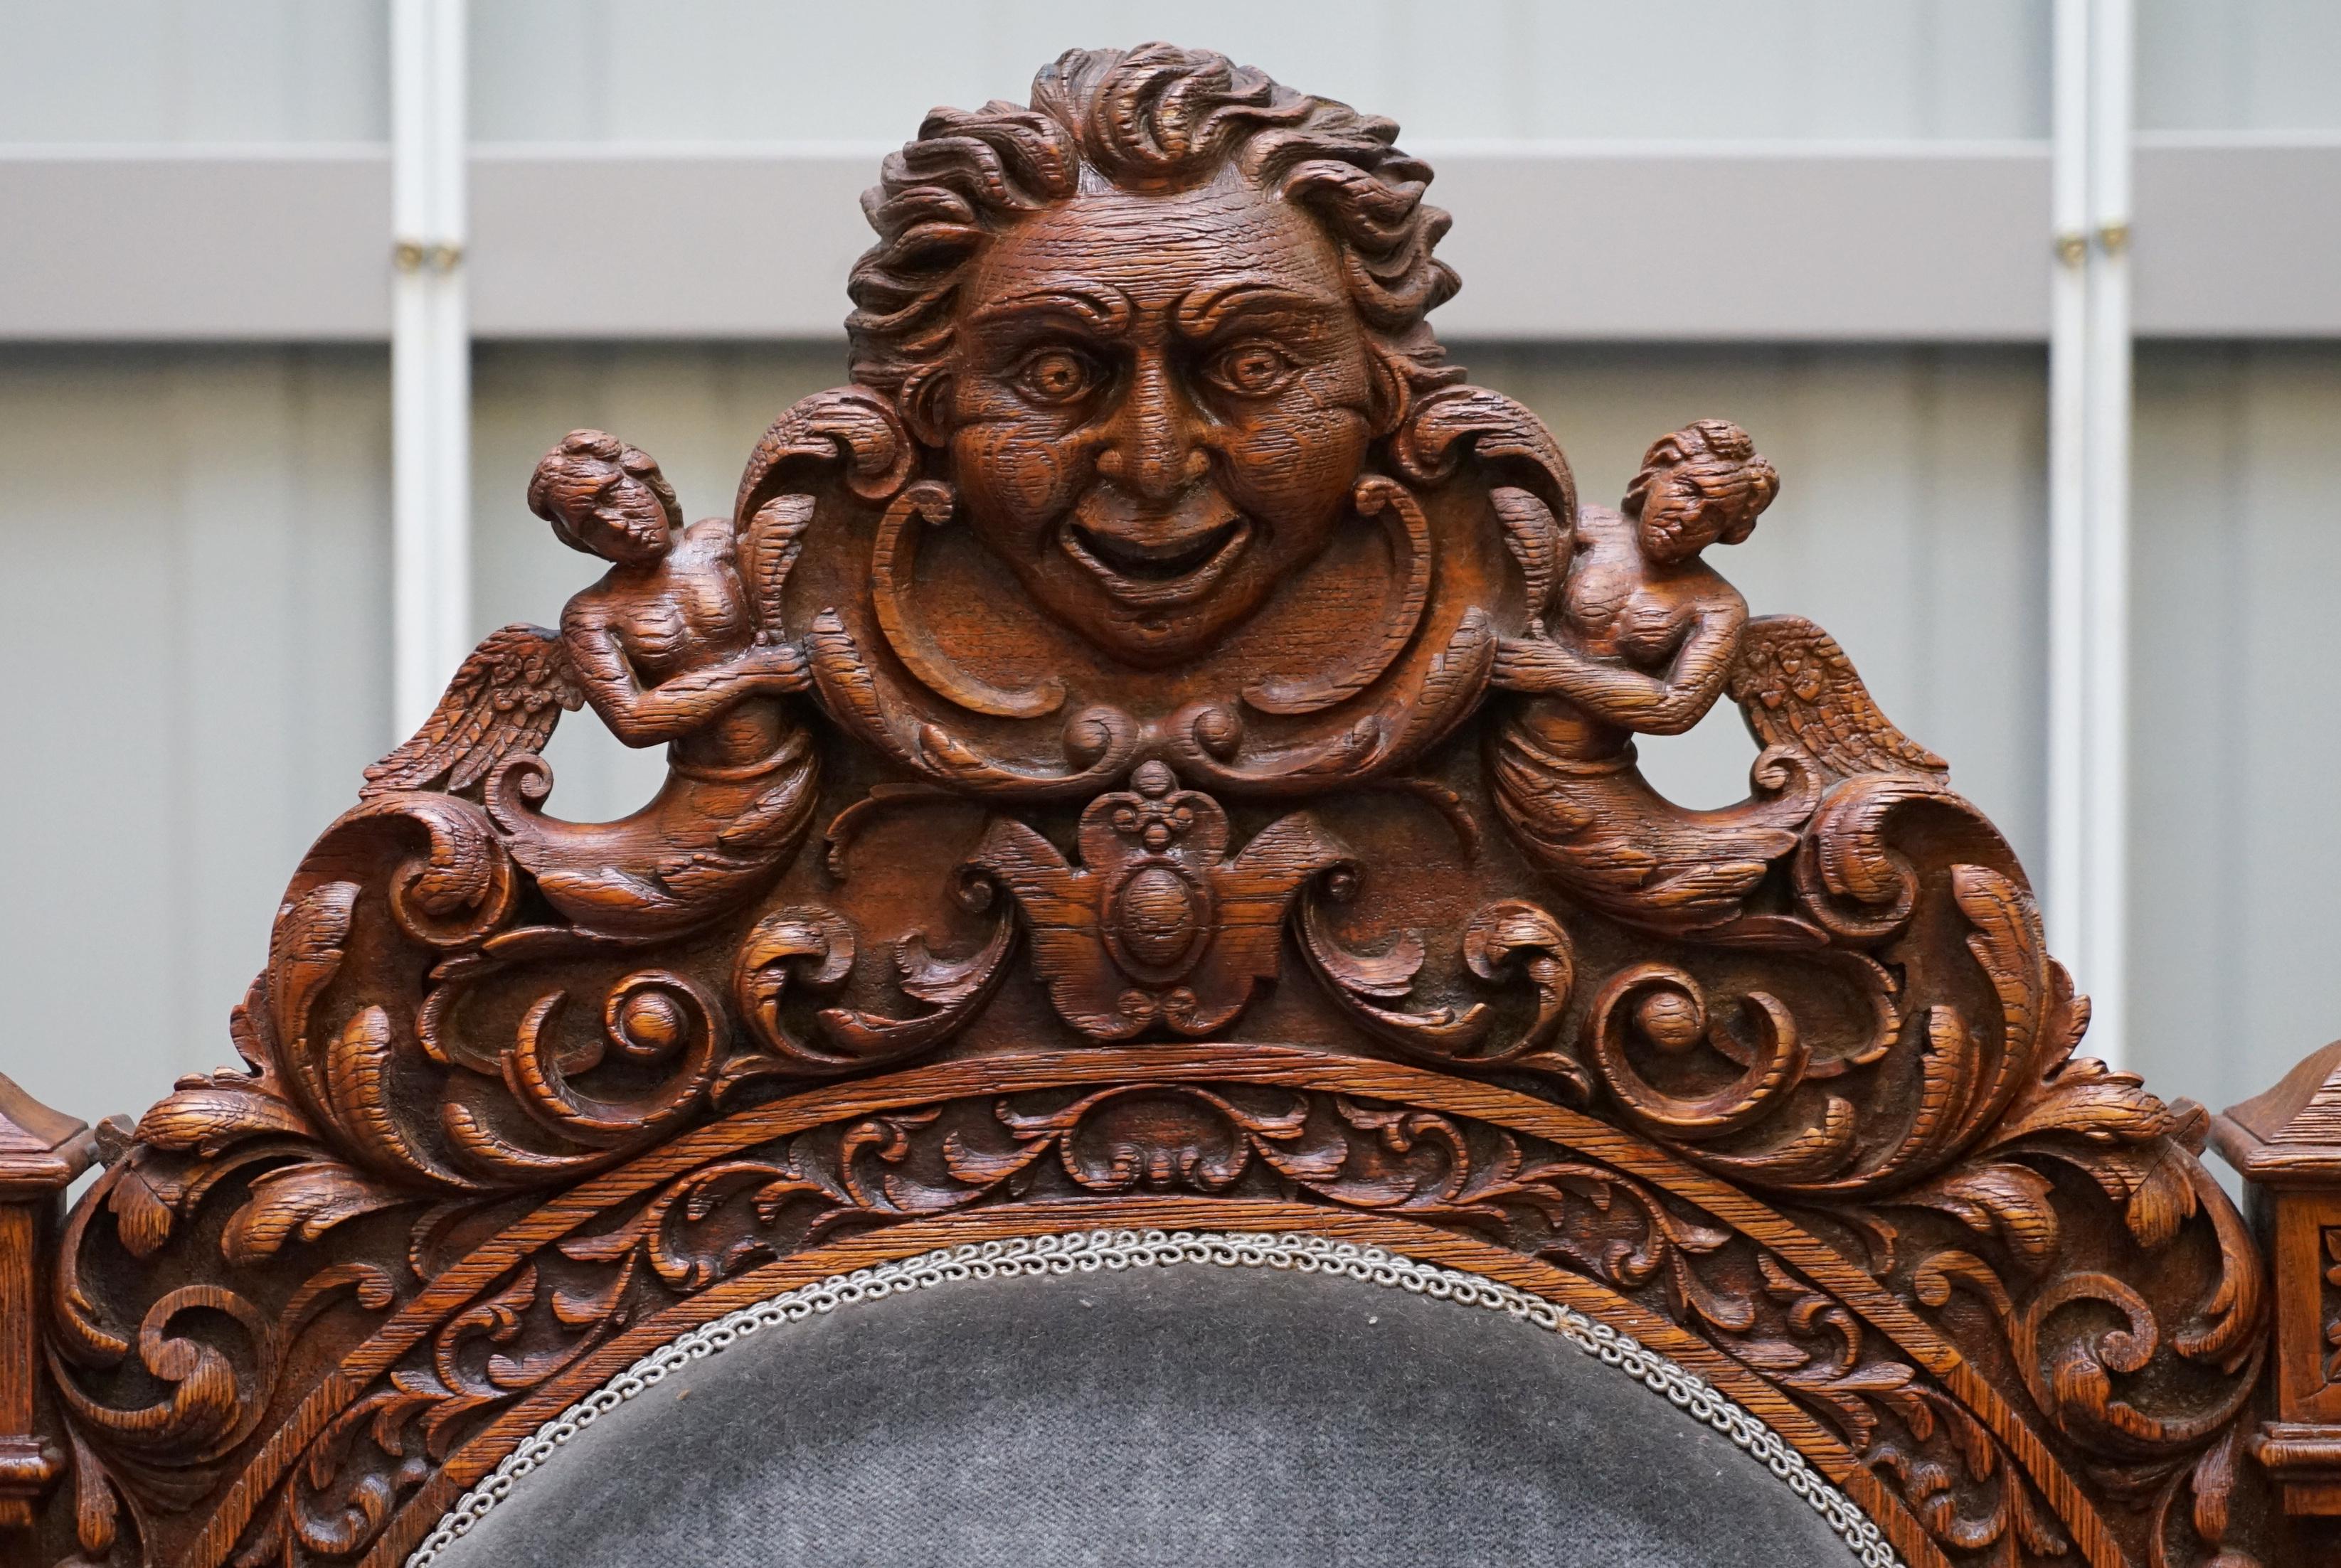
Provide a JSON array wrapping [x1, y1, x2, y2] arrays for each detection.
[[899, 368, 957, 449]]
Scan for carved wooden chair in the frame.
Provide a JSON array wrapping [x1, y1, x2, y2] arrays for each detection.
[[4, 42, 2337, 1568]]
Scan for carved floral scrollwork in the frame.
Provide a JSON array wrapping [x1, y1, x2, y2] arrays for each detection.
[[1298, 881, 1585, 1089], [448, 971, 726, 1170], [2323, 1229, 2341, 1384], [721, 887, 1016, 1092], [227, 1084, 2103, 1568], [1586, 962, 1815, 1148]]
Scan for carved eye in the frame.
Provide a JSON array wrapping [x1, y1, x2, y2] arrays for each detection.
[[1202, 341, 1297, 398], [1012, 348, 1103, 405]]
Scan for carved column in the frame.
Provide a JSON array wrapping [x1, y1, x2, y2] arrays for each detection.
[[2217, 1040, 2341, 1520], [0, 1076, 89, 1531]]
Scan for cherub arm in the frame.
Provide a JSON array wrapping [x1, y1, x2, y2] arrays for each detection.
[[562, 604, 806, 749], [1492, 599, 1748, 735]]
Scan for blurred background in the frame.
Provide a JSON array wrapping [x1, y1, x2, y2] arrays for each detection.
[[3, 1, 2336, 1146]]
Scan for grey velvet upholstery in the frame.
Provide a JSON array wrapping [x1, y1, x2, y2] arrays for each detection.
[[434, 1257, 1857, 1567]]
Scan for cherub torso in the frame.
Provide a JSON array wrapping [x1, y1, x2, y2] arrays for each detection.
[[1561, 506, 1703, 670], [1522, 505, 1734, 760], [603, 522, 755, 684], [576, 521, 784, 769]]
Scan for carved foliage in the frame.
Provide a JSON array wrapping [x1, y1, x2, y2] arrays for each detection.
[[229, 1089, 2086, 1568], [2325, 1230, 2341, 1385]]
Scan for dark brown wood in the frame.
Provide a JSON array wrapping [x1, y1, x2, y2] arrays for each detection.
[[0, 1075, 92, 1531], [0, 42, 2299, 1568], [2217, 1042, 2341, 1521]]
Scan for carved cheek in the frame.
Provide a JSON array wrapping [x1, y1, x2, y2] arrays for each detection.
[[1004, 441, 1074, 518], [1217, 393, 1368, 541], [957, 422, 1082, 551]]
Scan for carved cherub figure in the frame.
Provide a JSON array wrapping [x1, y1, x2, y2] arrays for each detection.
[[1493, 419, 1776, 746], [362, 430, 818, 938], [1490, 420, 1945, 939], [529, 430, 807, 767]]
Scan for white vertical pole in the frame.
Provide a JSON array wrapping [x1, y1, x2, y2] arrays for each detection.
[[2081, 0, 2134, 1069], [2046, 0, 2091, 972], [2046, 0, 2133, 1070], [391, 0, 470, 737]]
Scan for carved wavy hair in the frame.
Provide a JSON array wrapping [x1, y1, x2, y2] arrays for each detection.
[[1623, 419, 1780, 545], [846, 43, 1463, 435], [527, 429, 682, 555]]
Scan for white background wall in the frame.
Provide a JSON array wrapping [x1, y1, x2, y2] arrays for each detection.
[[3, 0, 2337, 1144]]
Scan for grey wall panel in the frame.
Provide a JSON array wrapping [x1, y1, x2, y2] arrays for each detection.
[[2131, 135, 2341, 337], [16, 140, 2341, 343], [2140, 0, 2341, 132], [0, 0, 387, 143], [465, 143, 2058, 343], [2132, 344, 2341, 1119], [1427, 146, 2050, 342], [468, 0, 2049, 144], [0, 149, 393, 340], [464, 148, 875, 338], [0, 348, 391, 1129]]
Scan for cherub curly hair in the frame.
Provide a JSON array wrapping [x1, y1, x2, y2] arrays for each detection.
[[846, 43, 1463, 439], [1623, 420, 1780, 546], [527, 429, 681, 555]]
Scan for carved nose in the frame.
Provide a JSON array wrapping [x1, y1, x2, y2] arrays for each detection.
[[1097, 361, 1209, 503], [1097, 443, 1210, 501]]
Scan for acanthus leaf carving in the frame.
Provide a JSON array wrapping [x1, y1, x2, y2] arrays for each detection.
[[252, 1085, 2115, 1568]]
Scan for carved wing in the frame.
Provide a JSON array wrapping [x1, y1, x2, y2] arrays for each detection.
[[359, 624, 585, 799], [1726, 614, 1947, 779]]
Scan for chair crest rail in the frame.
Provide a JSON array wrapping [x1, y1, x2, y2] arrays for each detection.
[[0, 41, 2315, 1568]]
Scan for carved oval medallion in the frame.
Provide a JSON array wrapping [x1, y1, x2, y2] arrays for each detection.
[[1112, 864, 1204, 973]]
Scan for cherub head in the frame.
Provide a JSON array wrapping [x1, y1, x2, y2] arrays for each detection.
[[846, 44, 1462, 665], [528, 429, 682, 567], [1623, 420, 1780, 565]]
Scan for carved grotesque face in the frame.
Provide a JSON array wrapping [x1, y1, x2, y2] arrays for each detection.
[[943, 174, 1378, 666]]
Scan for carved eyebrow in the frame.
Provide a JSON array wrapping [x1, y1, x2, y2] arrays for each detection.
[[966, 284, 1135, 331], [1175, 279, 1339, 336]]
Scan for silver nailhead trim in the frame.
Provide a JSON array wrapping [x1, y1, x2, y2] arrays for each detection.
[[407, 1228, 1901, 1567]]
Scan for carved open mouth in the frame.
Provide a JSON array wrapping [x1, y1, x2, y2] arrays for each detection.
[[1061, 517, 1252, 608]]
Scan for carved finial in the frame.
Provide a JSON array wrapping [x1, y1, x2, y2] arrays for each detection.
[[2217, 1038, 2341, 1183], [0, 1074, 90, 1200], [2214, 1044, 2341, 1516]]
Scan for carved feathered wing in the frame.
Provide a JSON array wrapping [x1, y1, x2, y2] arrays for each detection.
[[1726, 614, 1947, 779], [359, 624, 585, 799]]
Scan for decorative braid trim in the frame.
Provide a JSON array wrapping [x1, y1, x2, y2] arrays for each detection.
[[407, 1228, 1901, 1568]]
